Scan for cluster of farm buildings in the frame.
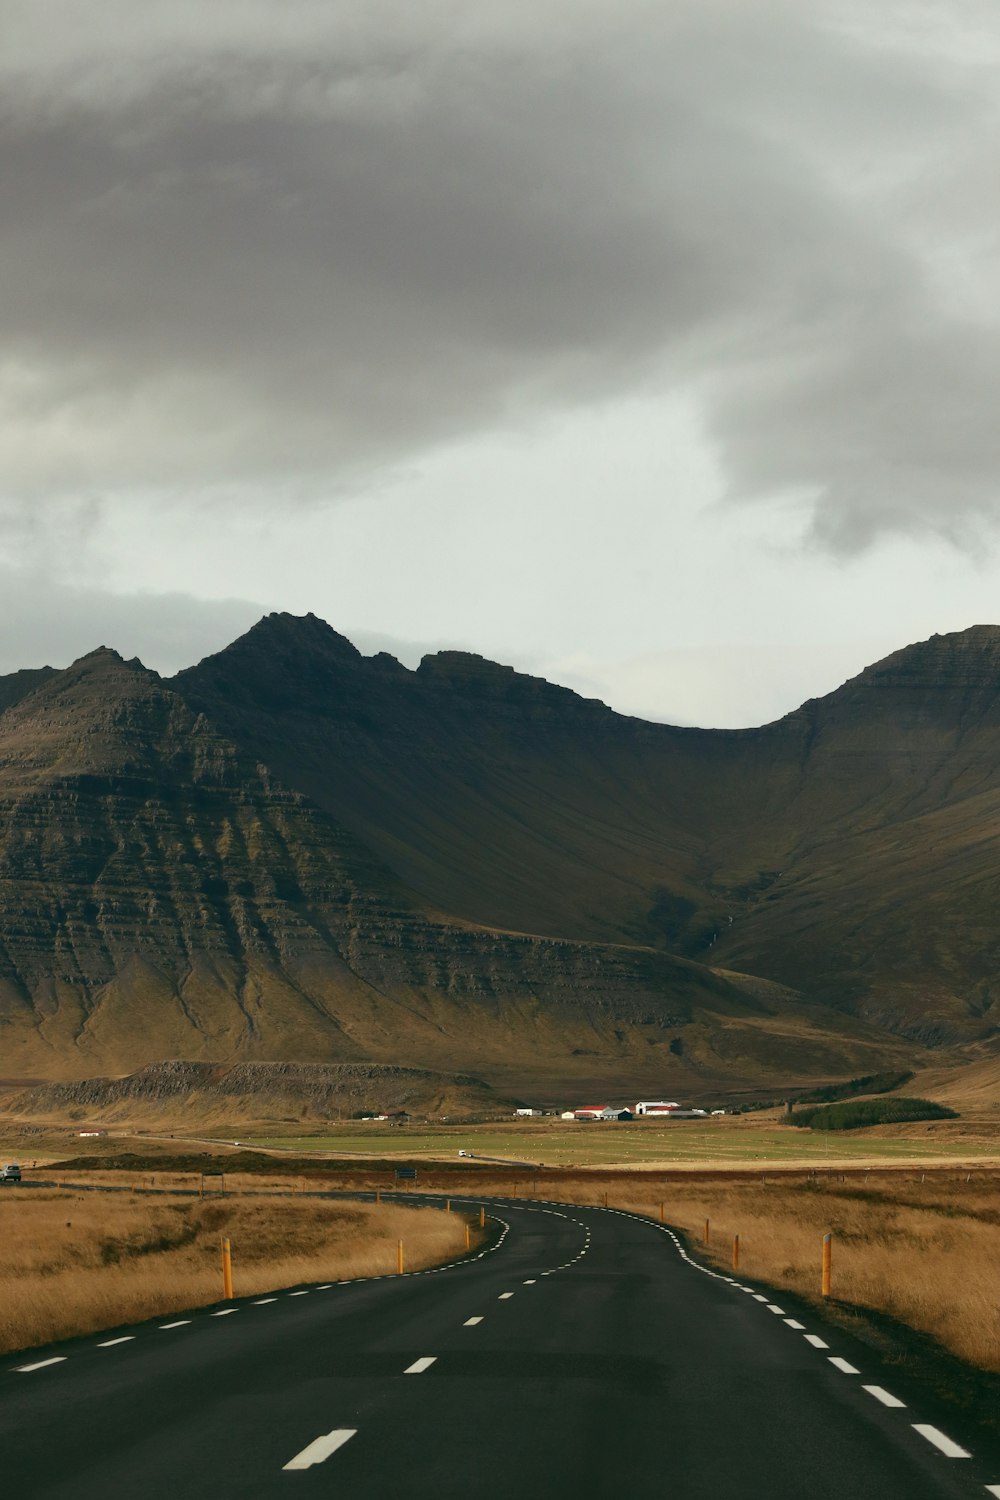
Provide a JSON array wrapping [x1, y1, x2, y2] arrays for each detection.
[[514, 1101, 724, 1122]]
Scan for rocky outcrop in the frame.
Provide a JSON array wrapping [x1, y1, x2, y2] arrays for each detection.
[[8, 1058, 503, 1119]]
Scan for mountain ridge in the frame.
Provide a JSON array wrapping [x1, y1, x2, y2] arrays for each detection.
[[0, 615, 997, 1092]]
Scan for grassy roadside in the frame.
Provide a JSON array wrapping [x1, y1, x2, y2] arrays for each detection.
[[88, 1159, 1000, 1382], [0, 1191, 480, 1356]]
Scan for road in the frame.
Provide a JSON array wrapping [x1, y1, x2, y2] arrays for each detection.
[[3, 1195, 1000, 1499]]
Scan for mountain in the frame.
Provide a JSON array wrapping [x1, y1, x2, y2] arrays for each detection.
[[0, 641, 866, 1095], [178, 616, 1000, 1050], [2, 613, 998, 1096]]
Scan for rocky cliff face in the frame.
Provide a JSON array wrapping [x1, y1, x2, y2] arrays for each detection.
[[177, 617, 1000, 1051], [2, 613, 996, 1090], [0, 642, 831, 1091]]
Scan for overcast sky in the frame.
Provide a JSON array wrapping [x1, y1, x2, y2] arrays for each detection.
[[3, 0, 1000, 726]]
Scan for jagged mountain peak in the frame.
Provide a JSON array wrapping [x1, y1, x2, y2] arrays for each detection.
[[857, 625, 1000, 689], [210, 611, 363, 665], [416, 648, 608, 713]]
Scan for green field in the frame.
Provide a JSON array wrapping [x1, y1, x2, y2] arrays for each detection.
[[233, 1119, 1000, 1168]]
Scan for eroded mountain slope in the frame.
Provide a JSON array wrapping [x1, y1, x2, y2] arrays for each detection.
[[0, 646, 873, 1091]]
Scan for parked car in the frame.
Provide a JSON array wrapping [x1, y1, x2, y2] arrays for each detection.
[[1, 1163, 22, 1183]]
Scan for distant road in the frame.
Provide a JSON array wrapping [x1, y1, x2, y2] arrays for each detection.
[[2, 1196, 998, 1498]]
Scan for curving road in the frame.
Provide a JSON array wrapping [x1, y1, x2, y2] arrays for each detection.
[[3, 1195, 1000, 1499]]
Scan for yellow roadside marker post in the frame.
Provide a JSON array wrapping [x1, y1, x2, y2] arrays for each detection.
[[465, 1223, 471, 1251], [479, 1205, 485, 1229], [221, 1237, 234, 1300], [397, 1240, 404, 1275]]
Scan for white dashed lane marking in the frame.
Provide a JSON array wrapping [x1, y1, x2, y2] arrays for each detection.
[[96, 1337, 134, 1348], [766, 1305, 785, 1315], [863, 1386, 906, 1409], [498, 1293, 514, 1300], [404, 1357, 437, 1375], [16, 1358, 66, 1373], [523, 1279, 536, 1285], [783, 1320, 805, 1331], [912, 1425, 971, 1459], [253, 1298, 278, 1305], [211, 1309, 238, 1317], [828, 1357, 860, 1375], [283, 1428, 357, 1470], [159, 1321, 190, 1330], [804, 1334, 829, 1349], [463, 1317, 483, 1326]]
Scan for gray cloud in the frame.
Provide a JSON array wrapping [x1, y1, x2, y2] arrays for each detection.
[[2, 1, 999, 549]]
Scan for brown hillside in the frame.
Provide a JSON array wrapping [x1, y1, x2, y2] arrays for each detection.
[[176, 616, 1000, 1049], [0, 645, 885, 1093]]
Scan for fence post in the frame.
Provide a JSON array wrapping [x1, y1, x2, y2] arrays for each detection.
[[446, 1198, 451, 1213], [375, 1186, 381, 1205], [221, 1236, 233, 1300], [704, 1218, 710, 1245], [732, 1234, 740, 1271], [822, 1232, 832, 1297]]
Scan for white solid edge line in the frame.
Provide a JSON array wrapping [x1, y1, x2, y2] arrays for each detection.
[[404, 1356, 437, 1374], [829, 1357, 860, 1375], [804, 1334, 829, 1349], [863, 1385, 906, 1409], [16, 1357, 66, 1372], [912, 1425, 971, 1459], [463, 1317, 483, 1326], [159, 1321, 191, 1330], [97, 1336, 135, 1347], [283, 1429, 357, 1470]]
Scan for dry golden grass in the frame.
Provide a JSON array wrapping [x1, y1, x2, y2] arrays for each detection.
[[0, 1189, 475, 1356], [456, 1169, 1000, 1375]]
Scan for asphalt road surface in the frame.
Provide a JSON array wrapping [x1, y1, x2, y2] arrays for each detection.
[[4, 1195, 1000, 1499]]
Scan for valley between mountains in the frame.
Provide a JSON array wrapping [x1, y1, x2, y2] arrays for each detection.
[[3, 613, 1000, 1102]]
